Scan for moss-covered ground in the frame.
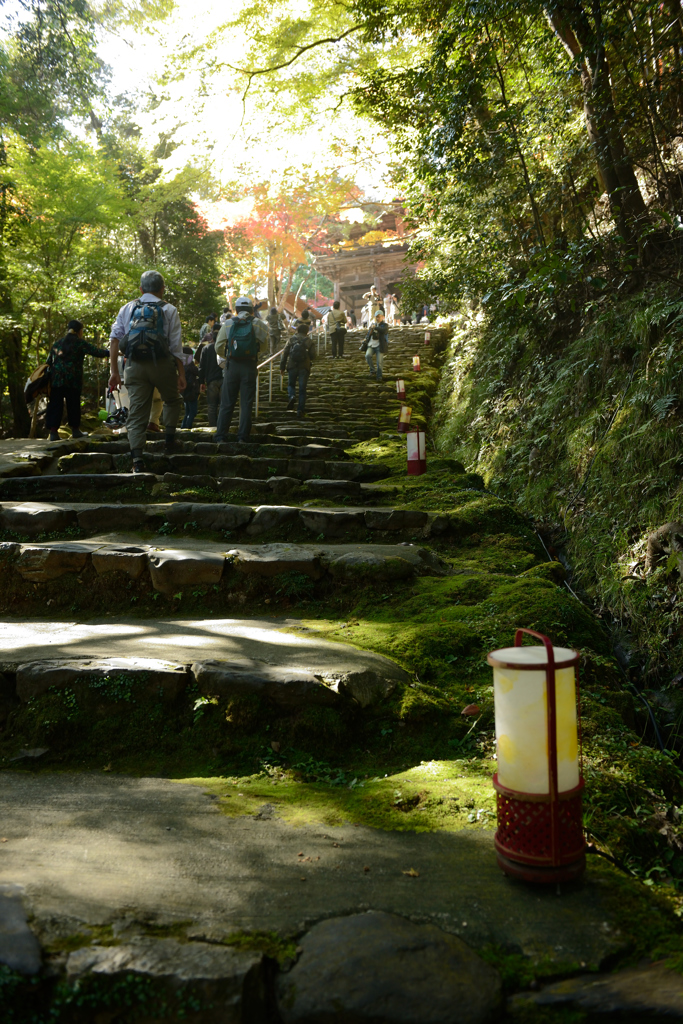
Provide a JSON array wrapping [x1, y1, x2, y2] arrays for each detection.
[[5, 332, 683, 1011], [4, 516, 683, 896]]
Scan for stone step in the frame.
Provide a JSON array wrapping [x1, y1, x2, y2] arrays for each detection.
[[0, 500, 451, 542], [0, 624, 411, 709], [52, 452, 390, 483], [77, 438, 351, 459], [0, 472, 397, 504], [0, 537, 450, 594], [0, 473, 157, 499]]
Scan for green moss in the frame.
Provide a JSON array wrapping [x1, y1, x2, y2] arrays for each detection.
[[188, 759, 496, 833], [45, 924, 118, 953], [520, 561, 567, 584], [221, 929, 298, 965]]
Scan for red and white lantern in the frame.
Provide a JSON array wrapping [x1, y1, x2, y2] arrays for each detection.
[[488, 629, 585, 884], [406, 429, 426, 475], [397, 405, 412, 434], [424, 331, 431, 345], [396, 379, 406, 401], [412, 355, 421, 371]]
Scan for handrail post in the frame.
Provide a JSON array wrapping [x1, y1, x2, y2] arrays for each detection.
[[269, 361, 273, 403], [255, 369, 259, 418]]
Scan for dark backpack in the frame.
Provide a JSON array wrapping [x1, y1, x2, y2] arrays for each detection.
[[124, 301, 169, 362], [227, 316, 259, 359], [289, 337, 309, 369]]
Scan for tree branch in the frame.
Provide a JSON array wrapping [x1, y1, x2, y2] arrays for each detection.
[[223, 24, 364, 78]]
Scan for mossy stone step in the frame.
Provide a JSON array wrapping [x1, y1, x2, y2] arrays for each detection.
[[0, 500, 452, 542], [0, 473, 157, 498], [0, 619, 411, 705], [0, 536, 449, 597], [8, 649, 409, 711]]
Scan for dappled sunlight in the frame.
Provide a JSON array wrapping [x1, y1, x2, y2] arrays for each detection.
[[0, 771, 631, 970], [0, 617, 392, 667]]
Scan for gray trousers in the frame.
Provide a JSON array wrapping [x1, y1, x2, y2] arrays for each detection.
[[124, 357, 183, 452], [215, 359, 257, 441], [206, 377, 222, 427]]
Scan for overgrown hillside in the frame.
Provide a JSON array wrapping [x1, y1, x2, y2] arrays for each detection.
[[435, 280, 683, 746]]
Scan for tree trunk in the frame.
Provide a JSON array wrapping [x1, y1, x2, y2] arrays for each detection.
[[267, 246, 276, 308], [4, 329, 31, 436], [545, 1, 647, 236]]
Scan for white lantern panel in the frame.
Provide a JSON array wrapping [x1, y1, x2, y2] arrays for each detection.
[[492, 645, 579, 795], [407, 433, 419, 459]]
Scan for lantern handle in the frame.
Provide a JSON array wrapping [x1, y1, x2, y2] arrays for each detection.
[[514, 628, 560, 865], [514, 628, 554, 666]]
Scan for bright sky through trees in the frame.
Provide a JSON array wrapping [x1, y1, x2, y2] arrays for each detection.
[[94, 0, 392, 213]]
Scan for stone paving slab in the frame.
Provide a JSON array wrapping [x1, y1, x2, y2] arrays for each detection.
[[0, 616, 410, 674], [0, 772, 626, 970]]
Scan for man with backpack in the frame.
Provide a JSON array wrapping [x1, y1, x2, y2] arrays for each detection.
[[213, 296, 268, 443], [280, 323, 316, 419], [326, 300, 347, 358], [108, 270, 186, 473]]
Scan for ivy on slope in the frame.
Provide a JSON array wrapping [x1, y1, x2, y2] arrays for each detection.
[[435, 286, 683, 688]]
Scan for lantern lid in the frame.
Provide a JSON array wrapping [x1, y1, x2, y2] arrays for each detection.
[[487, 645, 578, 669]]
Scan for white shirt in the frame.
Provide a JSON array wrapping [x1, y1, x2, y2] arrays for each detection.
[[110, 293, 182, 358]]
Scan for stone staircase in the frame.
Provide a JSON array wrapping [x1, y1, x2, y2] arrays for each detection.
[[0, 326, 451, 611], [0, 324, 455, 698], [3, 323, 679, 1023]]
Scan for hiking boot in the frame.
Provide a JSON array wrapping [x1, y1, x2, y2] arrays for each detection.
[[71, 429, 88, 439], [48, 431, 60, 442], [297, 411, 306, 420], [147, 422, 162, 433], [286, 397, 296, 411], [132, 458, 146, 474]]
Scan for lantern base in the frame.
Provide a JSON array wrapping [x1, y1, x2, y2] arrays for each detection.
[[397, 421, 411, 433], [496, 850, 586, 884], [407, 460, 426, 475]]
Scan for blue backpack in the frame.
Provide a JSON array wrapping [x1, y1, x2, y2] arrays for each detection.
[[125, 301, 169, 362], [227, 316, 259, 360]]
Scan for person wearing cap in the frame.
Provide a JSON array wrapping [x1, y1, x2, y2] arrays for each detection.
[[108, 270, 186, 473], [364, 310, 389, 382], [213, 296, 268, 443], [45, 319, 109, 442]]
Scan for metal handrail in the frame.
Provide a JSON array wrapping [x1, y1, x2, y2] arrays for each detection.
[[256, 347, 286, 417], [257, 348, 285, 371]]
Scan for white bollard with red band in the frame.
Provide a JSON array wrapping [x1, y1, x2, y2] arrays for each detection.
[[407, 429, 426, 475], [397, 405, 412, 433], [396, 379, 406, 401], [424, 330, 431, 345], [412, 355, 421, 371]]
